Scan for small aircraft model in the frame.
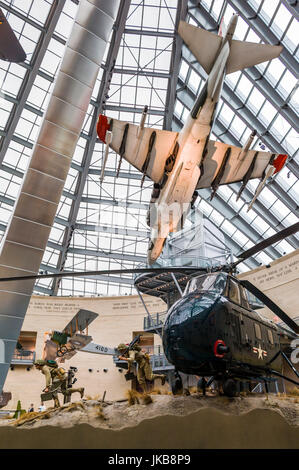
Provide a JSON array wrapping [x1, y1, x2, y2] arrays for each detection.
[[0, 8, 26, 62], [1, 223, 298, 397], [97, 13, 287, 264], [43, 309, 116, 362]]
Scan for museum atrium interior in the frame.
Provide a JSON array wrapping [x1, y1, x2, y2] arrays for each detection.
[[0, 0, 298, 299]]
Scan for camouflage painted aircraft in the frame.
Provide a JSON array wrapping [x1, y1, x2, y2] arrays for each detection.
[[97, 14, 287, 264]]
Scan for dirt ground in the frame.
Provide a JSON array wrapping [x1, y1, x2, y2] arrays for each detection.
[[0, 391, 298, 449]]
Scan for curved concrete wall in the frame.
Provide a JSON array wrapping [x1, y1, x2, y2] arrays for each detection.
[[0, 0, 120, 393]]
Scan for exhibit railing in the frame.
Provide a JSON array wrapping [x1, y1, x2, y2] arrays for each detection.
[[136, 254, 230, 271], [143, 311, 168, 331], [11, 350, 36, 365]]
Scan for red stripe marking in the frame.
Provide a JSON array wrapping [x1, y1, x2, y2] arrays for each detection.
[[97, 114, 110, 143]]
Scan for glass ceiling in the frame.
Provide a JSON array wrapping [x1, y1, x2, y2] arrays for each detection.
[[0, 0, 298, 297]]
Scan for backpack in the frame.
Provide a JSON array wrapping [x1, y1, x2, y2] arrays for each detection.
[[46, 359, 58, 368]]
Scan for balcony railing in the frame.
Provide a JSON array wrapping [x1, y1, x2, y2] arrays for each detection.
[[143, 311, 167, 331], [11, 350, 36, 365]]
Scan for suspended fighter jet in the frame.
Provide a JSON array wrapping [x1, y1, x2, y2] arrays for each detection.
[[97, 14, 287, 264]]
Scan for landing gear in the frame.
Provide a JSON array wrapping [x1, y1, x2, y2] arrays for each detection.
[[171, 372, 183, 395], [222, 378, 238, 397]]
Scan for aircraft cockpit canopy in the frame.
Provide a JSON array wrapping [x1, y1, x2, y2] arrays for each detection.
[[185, 272, 265, 311], [185, 273, 227, 296]]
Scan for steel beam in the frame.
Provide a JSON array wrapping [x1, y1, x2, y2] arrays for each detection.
[[51, 0, 132, 295], [68, 247, 146, 263], [0, 1, 67, 45], [280, 0, 299, 21], [163, 0, 188, 130], [75, 223, 149, 238], [199, 189, 282, 261], [0, 0, 66, 164]]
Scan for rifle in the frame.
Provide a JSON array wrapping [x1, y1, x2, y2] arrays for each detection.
[[123, 334, 142, 356]]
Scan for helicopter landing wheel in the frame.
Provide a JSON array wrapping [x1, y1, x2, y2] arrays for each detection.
[[171, 373, 183, 395], [222, 378, 238, 397]]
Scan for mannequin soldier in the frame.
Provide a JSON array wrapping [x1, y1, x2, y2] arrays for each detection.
[[34, 359, 84, 407], [118, 343, 166, 393]]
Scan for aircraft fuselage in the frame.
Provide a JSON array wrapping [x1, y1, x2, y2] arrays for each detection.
[[148, 15, 238, 264]]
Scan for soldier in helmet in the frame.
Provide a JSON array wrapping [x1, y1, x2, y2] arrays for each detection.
[[118, 343, 166, 393], [34, 359, 84, 408]]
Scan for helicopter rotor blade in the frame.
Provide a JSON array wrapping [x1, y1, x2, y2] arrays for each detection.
[[239, 279, 299, 335], [233, 222, 299, 267], [0, 267, 201, 283]]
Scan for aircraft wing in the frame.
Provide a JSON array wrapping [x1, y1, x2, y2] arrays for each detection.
[[0, 8, 26, 62], [97, 114, 178, 183], [197, 139, 287, 190], [62, 309, 98, 336]]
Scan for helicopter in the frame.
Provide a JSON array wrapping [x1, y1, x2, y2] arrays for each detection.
[[161, 223, 299, 396], [0, 222, 298, 397]]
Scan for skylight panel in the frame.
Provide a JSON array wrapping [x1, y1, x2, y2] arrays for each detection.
[[28, 0, 52, 25], [221, 220, 236, 237], [251, 216, 270, 235], [272, 3, 292, 38], [285, 18, 299, 54], [277, 70, 297, 100], [210, 0, 225, 21], [255, 252, 273, 265], [230, 115, 246, 139], [258, 101, 277, 127], [282, 127, 298, 155], [210, 209, 225, 226], [232, 229, 249, 247], [270, 199, 291, 220], [234, 16, 249, 40], [258, 187, 277, 208], [189, 69, 200, 93], [275, 239, 294, 255], [276, 166, 297, 191], [288, 181, 299, 205], [179, 60, 189, 80], [264, 58, 285, 86], [282, 212, 298, 227], [260, 0, 280, 22], [236, 75, 253, 100], [247, 88, 266, 113]]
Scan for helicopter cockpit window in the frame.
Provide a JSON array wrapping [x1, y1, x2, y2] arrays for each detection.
[[228, 279, 241, 305], [185, 273, 227, 295], [239, 286, 249, 309]]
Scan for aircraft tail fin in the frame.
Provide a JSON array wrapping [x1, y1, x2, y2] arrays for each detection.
[[227, 39, 283, 74], [179, 20, 283, 75], [178, 21, 222, 75]]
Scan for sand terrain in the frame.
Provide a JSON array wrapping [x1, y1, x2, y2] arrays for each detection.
[[0, 392, 298, 449]]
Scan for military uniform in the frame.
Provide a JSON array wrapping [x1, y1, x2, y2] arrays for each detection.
[[35, 360, 84, 407], [118, 344, 166, 392]]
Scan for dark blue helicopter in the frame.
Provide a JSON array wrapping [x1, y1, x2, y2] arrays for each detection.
[[162, 270, 298, 396]]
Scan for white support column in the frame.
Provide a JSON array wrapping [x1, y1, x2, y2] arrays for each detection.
[[0, 0, 120, 393]]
